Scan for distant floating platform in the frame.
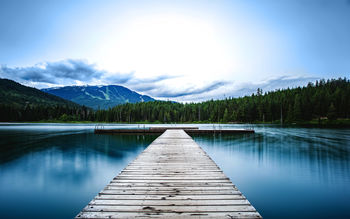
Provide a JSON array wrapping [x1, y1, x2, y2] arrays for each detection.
[[94, 127, 254, 134]]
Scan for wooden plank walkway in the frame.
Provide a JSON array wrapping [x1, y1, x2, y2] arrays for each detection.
[[76, 129, 262, 218]]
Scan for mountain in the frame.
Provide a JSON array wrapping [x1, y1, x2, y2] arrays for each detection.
[[42, 85, 155, 109], [0, 78, 80, 108]]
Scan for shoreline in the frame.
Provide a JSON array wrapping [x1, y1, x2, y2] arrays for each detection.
[[1, 119, 349, 128]]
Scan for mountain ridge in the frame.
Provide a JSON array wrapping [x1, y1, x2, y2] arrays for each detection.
[[0, 78, 81, 108], [42, 84, 155, 109]]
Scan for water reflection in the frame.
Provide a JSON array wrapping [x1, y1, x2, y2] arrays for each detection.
[[0, 129, 157, 163], [0, 127, 157, 219], [192, 127, 350, 219], [194, 128, 350, 182], [0, 124, 349, 219]]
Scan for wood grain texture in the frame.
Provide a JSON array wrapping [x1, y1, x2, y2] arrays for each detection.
[[76, 129, 262, 218]]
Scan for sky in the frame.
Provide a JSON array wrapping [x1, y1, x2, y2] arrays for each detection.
[[0, 0, 349, 101]]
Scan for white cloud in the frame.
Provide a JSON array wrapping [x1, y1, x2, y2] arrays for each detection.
[[1, 59, 322, 102]]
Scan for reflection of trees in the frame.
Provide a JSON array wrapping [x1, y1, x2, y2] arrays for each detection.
[[192, 129, 350, 181], [0, 132, 156, 164], [0, 131, 157, 187]]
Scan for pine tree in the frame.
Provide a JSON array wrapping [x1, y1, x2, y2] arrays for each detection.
[[327, 103, 337, 120], [223, 108, 230, 123]]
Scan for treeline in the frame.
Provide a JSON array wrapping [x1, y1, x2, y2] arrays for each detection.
[[0, 104, 93, 122], [1, 78, 349, 123], [95, 78, 350, 123], [0, 78, 93, 122]]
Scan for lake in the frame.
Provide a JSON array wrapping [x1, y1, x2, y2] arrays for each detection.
[[0, 123, 349, 219]]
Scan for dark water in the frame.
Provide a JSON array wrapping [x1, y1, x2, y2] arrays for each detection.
[[0, 124, 349, 219], [0, 124, 157, 219], [193, 126, 350, 219]]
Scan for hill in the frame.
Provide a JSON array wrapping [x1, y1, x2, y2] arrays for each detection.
[[0, 78, 79, 108], [42, 85, 155, 110], [0, 78, 89, 121]]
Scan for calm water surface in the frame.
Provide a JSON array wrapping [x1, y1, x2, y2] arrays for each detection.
[[0, 123, 349, 219]]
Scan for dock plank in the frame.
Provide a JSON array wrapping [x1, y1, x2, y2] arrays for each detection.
[[76, 129, 262, 218]]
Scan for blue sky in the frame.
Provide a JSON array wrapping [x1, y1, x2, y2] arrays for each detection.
[[0, 0, 349, 101]]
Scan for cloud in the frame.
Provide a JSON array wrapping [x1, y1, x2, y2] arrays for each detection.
[[0, 59, 322, 102], [137, 75, 178, 84], [227, 76, 320, 98], [104, 72, 135, 84], [130, 83, 158, 92], [150, 81, 228, 98], [125, 75, 180, 92], [161, 76, 321, 102], [0, 59, 104, 84], [0, 59, 174, 89], [1, 65, 51, 84], [46, 59, 103, 81]]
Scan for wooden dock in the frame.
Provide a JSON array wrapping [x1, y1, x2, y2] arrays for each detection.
[[76, 129, 262, 218]]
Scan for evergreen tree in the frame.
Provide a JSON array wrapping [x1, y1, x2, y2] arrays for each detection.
[[223, 108, 230, 123], [327, 103, 337, 120]]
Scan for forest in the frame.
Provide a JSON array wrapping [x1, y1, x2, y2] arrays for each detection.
[[0, 78, 93, 122], [0, 104, 92, 122], [94, 78, 350, 124], [1, 78, 349, 124]]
